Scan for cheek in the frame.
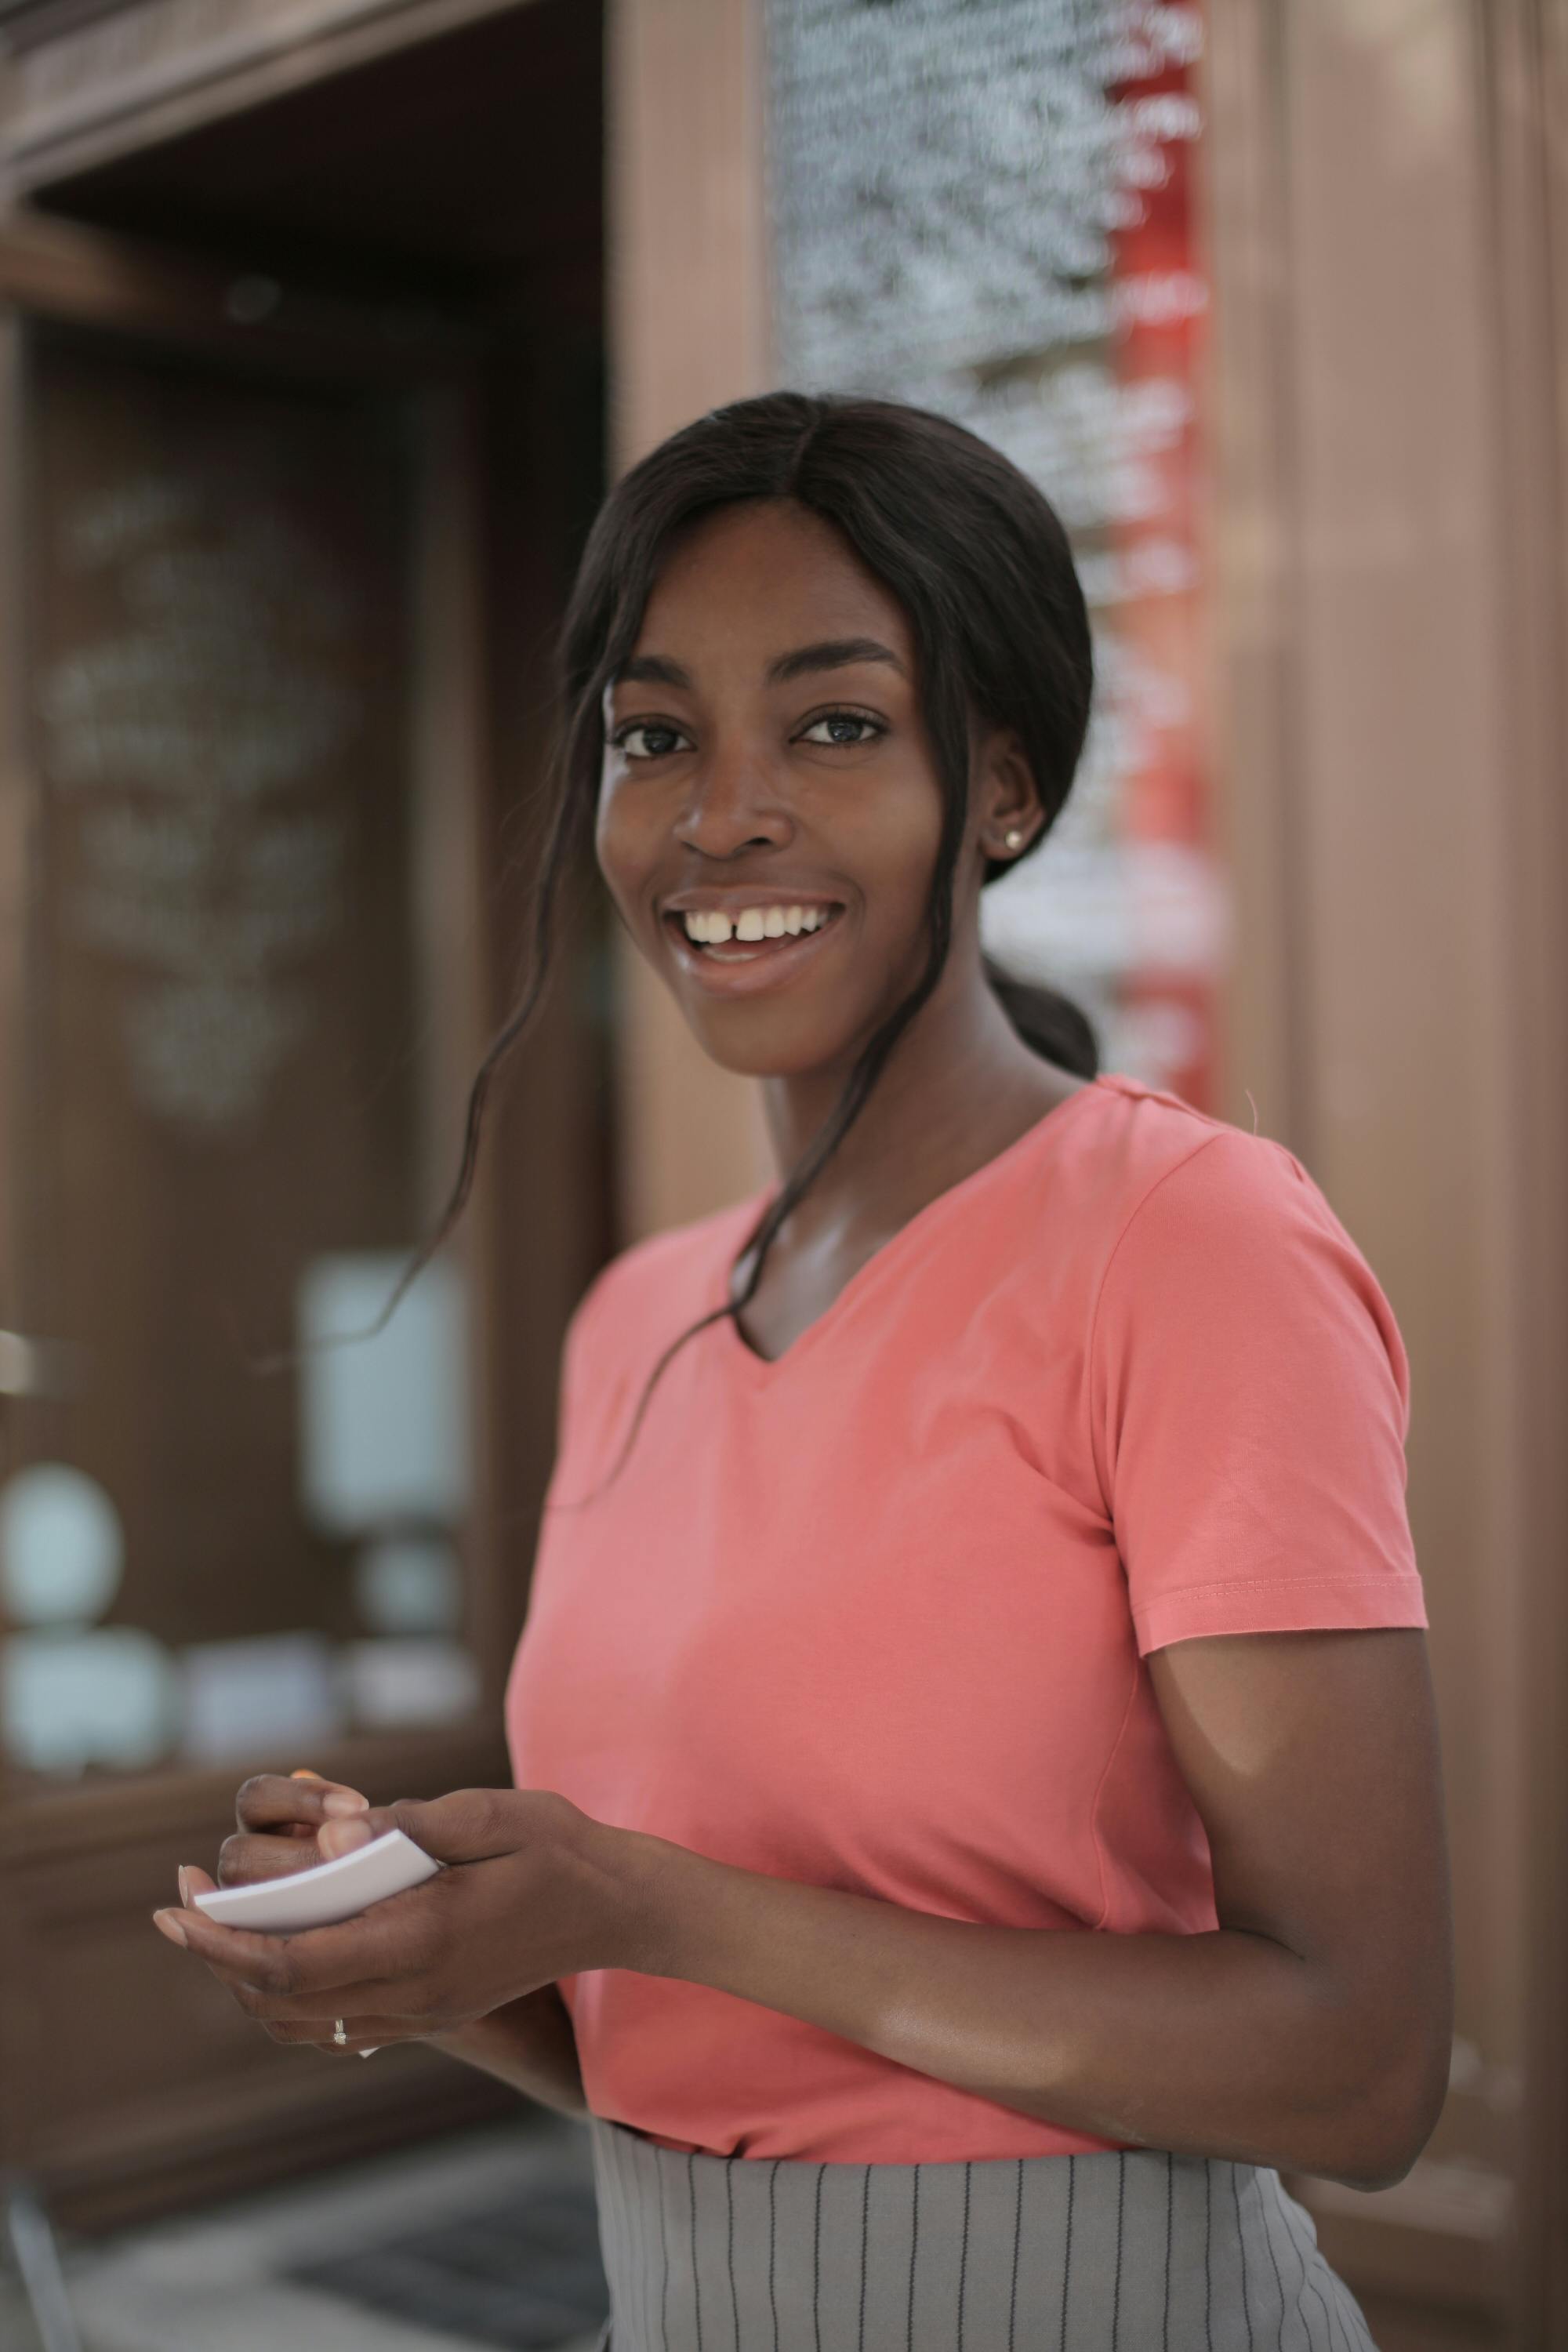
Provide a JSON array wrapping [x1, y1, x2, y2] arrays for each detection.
[[593, 768, 652, 887], [843, 778, 942, 909], [593, 755, 622, 839]]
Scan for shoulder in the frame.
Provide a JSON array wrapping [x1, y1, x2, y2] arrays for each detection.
[[565, 1190, 765, 1359], [1105, 1077, 1363, 1270], [1084, 1076, 1408, 1405], [1083, 1073, 1336, 1263]]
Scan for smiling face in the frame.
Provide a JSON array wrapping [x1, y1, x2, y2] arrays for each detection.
[[596, 497, 1028, 1083]]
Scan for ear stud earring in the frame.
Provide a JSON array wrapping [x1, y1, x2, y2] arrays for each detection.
[[1003, 829, 1024, 851]]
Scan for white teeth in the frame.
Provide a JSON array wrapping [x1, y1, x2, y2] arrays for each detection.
[[681, 903, 837, 945]]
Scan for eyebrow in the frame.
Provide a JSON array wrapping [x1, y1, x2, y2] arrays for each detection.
[[612, 637, 907, 691]]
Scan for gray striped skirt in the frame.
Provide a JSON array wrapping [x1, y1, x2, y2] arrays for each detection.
[[586, 2115, 1381, 2350]]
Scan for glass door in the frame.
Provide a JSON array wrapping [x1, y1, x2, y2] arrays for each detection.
[[0, 321, 486, 1791]]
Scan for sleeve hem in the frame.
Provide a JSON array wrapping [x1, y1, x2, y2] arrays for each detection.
[[1134, 1573, 1429, 1657]]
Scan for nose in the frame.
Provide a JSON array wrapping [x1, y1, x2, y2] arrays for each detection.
[[669, 739, 792, 858]]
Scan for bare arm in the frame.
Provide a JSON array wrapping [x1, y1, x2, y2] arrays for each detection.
[[180, 1632, 1454, 2185], [609, 1627, 1453, 2190], [431, 1985, 589, 2119]]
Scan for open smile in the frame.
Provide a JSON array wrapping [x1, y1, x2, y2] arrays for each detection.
[[662, 905, 848, 996]]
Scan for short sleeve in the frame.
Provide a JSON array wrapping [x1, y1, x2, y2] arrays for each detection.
[[1089, 1129, 1428, 1656]]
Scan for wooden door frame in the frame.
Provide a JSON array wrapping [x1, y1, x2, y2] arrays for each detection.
[[0, 0, 542, 194]]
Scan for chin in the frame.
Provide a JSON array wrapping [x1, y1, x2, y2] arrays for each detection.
[[679, 1005, 866, 1083], [690, 1033, 846, 1082]]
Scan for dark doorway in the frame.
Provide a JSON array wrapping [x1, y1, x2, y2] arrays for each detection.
[[1, 0, 613, 2230]]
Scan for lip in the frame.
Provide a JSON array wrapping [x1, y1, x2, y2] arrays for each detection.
[[662, 905, 847, 996], [662, 890, 846, 916]]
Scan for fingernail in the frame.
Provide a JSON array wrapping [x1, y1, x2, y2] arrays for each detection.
[[321, 1791, 369, 1817], [176, 1867, 191, 1906], [152, 1911, 188, 1947], [318, 1817, 372, 1857]]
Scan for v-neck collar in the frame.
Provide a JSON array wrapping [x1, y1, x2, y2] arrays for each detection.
[[713, 1072, 1119, 1383]]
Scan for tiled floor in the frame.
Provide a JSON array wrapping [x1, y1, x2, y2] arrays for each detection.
[[1354, 2293, 1510, 2352], [2, 2111, 604, 2352]]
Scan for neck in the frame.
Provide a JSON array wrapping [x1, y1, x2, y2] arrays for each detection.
[[754, 968, 1078, 1253]]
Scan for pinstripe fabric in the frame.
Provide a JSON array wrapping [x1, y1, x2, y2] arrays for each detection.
[[586, 2117, 1381, 2351]]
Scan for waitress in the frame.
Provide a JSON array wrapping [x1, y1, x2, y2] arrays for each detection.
[[158, 391, 1452, 2350]]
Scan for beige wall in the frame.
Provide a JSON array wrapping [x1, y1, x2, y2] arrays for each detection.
[[604, 0, 776, 1245], [1205, 0, 1567, 2332]]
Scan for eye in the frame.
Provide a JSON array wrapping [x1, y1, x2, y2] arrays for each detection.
[[611, 720, 691, 760], [798, 710, 886, 747]]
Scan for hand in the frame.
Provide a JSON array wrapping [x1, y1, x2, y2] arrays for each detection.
[[169, 1766, 377, 2054], [176, 1769, 371, 1911], [151, 1787, 634, 2061]]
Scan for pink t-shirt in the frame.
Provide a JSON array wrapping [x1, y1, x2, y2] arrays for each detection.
[[505, 1070, 1428, 2163]]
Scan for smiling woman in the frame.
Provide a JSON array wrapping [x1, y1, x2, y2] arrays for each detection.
[[566, 398, 1106, 1458], [156, 394, 1450, 2352]]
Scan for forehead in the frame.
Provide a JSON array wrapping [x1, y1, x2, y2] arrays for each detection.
[[631, 499, 913, 659]]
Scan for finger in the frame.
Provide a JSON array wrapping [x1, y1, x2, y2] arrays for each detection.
[[162, 1929, 399, 2018], [316, 1788, 514, 1867], [177, 1864, 217, 1906], [289, 1770, 368, 1820], [151, 1886, 437, 2000], [235, 1974, 406, 2021], [235, 1773, 368, 1835], [216, 1831, 334, 1888], [261, 2016, 417, 2050], [290, 1767, 368, 1796]]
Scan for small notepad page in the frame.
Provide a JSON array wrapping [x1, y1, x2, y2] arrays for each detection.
[[191, 1828, 442, 1934]]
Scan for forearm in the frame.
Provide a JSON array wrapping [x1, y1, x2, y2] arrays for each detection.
[[611, 1831, 1413, 2190], [432, 1984, 589, 2121]]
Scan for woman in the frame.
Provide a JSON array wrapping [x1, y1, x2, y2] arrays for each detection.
[[155, 394, 1453, 2350]]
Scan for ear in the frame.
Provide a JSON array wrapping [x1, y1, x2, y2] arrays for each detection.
[[972, 723, 1042, 857]]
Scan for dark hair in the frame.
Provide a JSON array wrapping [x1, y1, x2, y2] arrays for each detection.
[[278, 393, 1097, 1492]]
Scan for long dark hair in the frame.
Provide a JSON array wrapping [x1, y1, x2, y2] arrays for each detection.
[[283, 393, 1098, 1495]]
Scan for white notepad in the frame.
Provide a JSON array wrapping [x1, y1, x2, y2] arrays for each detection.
[[191, 1828, 442, 1934]]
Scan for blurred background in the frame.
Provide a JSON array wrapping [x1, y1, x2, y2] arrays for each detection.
[[0, 2, 1561, 2347]]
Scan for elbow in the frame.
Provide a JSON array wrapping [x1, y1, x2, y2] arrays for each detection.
[[1333, 2031, 1453, 2194]]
